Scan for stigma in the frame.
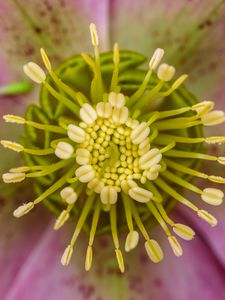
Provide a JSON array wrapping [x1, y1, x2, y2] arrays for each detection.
[[1, 23, 225, 273]]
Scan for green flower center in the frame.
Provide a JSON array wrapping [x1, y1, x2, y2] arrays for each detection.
[[2, 23, 225, 273]]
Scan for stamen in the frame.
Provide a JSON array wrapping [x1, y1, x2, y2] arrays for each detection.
[[80, 103, 97, 125], [129, 68, 152, 104], [146, 201, 183, 257], [55, 142, 74, 160], [121, 180, 137, 194], [147, 112, 160, 126], [125, 230, 139, 252], [122, 193, 139, 252], [156, 204, 195, 240], [13, 202, 34, 218], [164, 149, 225, 165], [2, 172, 25, 183], [165, 158, 208, 179], [208, 175, 225, 184], [110, 204, 125, 272], [67, 124, 86, 143], [112, 106, 129, 124], [172, 223, 195, 241], [197, 210, 217, 227], [110, 43, 120, 92], [54, 209, 70, 230], [155, 134, 205, 145], [153, 107, 191, 120], [154, 117, 201, 131], [89, 23, 104, 102], [3, 115, 66, 134], [61, 245, 73, 266], [159, 74, 188, 97], [90, 23, 99, 46], [163, 170, 202, 195], [43, 81, 79, 113], [129, 48, 164, 105], [201, 110, 225, 126], [201, 188, 224, 206], [156, 177, 218, 226], [9, 166, 31, 173], [166, 158, 225, 184], [3, 114, 25, 124], [40, 48, 52, 71], [205, 136, 225, 144], [100, 186, 118, 205], [23, 62, 46, 84], [85, 200, 101, 271], [144, 181, 163, 203], [87, 178, 104, 193], [132, 81, 164, 110], [26, 120, 66, 134], [168, 236, 183, 257], [75, 165, 95, 183], [159, 141, 176, 153], [1, 140, 24, 152], [96, 102, 112, 118], [108, 92, 125, 108], [61, 193, 95, 266], [139, 148, 162, 169], [60, 187, 78, 204], [155, 177, 198, 211], [33, 166, 77, 205], [192, 101, 214, 115], [128, 187, 153, 203], [130, 122, 150, 144], [145, 239, 164, 263], [25, 159, 70, 178], [40, 48, 84, 106], [157, 63, 175, 82], [149, 48, 164, 70], [131, 202, 163, 263], [76, 148, 90, 165]]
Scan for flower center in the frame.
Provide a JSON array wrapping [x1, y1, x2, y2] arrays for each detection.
[[68, 95, 161, 206]]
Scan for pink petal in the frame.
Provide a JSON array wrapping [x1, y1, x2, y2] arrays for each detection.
[[0, 0, 110, 171], [176, 189, 225, 269], [0, 0, 110, 79], [110, 0, 225, 98], [0, 200, 50, 299], [3, 213, 225, 300]]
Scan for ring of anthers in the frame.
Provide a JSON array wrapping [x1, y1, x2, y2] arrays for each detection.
[[2, 23, 225, 273]]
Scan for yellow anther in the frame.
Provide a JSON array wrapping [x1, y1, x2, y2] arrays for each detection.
[[75, 165, 95, 182], [145, 240, 164, 263], [60, 187, 78, 204], [168, 236, 183, 257], [23, 62, 46, 84], [61, 245, 73, 266], [157, 63, 175, 81], [54, 210, 70, 230], [40, 48, 52, 71], [90, 23, 99, 46], [129, 187, 153, 203], [3, 172, 25, 183], [13, 202, 34, 218], [149, 48, 164, 70], [3, 114, 25, 124]]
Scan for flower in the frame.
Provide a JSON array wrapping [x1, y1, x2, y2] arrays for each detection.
[[1, 0, 225, 300], [2, 21, 225, 272]]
